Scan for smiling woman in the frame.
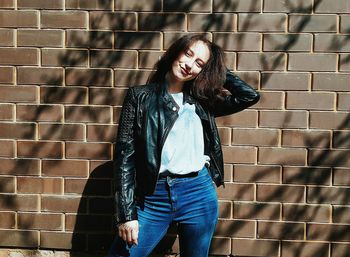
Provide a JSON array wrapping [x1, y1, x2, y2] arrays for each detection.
[[107, 34, 260, 257]]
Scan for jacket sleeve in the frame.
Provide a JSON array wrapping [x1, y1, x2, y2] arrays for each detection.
[[113, 87, 138, 225], [211, 70, 260, 117]]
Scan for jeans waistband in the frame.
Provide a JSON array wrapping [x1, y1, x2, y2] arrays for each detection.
[[158, 170, 199, 179]]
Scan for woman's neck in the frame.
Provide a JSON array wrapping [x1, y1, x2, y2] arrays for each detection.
[[166, 72, 184, 93]]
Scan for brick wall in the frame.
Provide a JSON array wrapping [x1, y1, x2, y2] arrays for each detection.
[[0, 0, 349, 256]]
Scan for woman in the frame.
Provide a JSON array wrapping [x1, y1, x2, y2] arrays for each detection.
[[108, 34, 260, 257]]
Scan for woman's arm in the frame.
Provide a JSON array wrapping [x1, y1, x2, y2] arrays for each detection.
[[113, 87, 138, 224], [211, 70, 260, 117]]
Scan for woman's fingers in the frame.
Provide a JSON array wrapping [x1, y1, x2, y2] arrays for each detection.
[[118, 220, 139, 245], [131, 226, 139, 245]]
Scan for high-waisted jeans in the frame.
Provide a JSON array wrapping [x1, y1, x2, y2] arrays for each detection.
[[107, 165, 219, 257]]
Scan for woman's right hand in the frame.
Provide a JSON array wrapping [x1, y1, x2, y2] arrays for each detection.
[[118, 220, 139, 246]]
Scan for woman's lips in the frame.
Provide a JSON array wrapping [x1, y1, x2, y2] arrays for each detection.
[[180, 66, 190, 76]]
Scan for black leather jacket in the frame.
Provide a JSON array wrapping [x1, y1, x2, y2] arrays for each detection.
[[113, 70, 260, 224]]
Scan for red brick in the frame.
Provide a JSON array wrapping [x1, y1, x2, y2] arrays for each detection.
[[255, 91, 284, 110], [16, 104, 63, 122], [17, 67, 63, 85], [40, 86, 88, 104], [222, 146, 257, 164], [258, 221, 304, 240], [0, 10, 38, 28], [66, 0, 113, 10], [288, 53, 337, 71], [289, 15, 337, 32], [90, 50, 137, 68], [65, 68, 112, 86], [18, 0, 64, 9], [339, 55, 350, 71], [65, 105, 111, 123], [309, 149, 350, 168], [163, 32, 212, 49], [138, 13, 185, 31], [238, 52, 285, 71], [0, 104, 14, 120], [310, 111, 350, 129], [262, 72, 310, 91], [224, 52, 236, 70], [89, 160, 114, 177], [188, 14, 236, 32], [232, 128, 279, 146], [89, 88, 126, 106], [340, 15, 350, 33], [257, 184, 305, 203], [0, 212, 15, 229], [282, 129, 331, 148], [0, 158, 40, 176], [164, 0, 211, 12], [0, 140, 14, 157], [333, 206, 350, 223], [218, 201, 232, 219], [283, 167, 331, 185], [41, 49, 88, 67], [0, 29, 14, 46], [41, 11, 88, 29], [308, 186, 350, 204], [64, 178, 111, 196], [238, 13, 286, 32], [40, 231, 86, 249], [39, 123, 85, 141], [333, 168, 350, 186], [0, 194, 39, 211], [41, 195, 87, 213], [17, 176, 63, 194], [313, 73, 350, 91], [264, 0, 313, 13], [65, 214, 113, 231], [282, 241, 330, 257], [315, 0, 350, 13], [307, 223, 350, 242], [0, 176, 15, 193], [234, 164, 281, 183], [65, 142, 112, 160], [215, 110, 258, 128], [263, 33, 312, 52], [283, 203, 330, 223], [286, 91, 334, 110], [115, 32, 162, 50], [17, 29, 64, 47], [234, 202, 280, 220], [87, 124, 117, 142], [18, 213, 62, 230], [223, 164, 233, 182], [66, 30, 113, 48], [215, 219, 255, 238], [214, 0, 261, 12], [17, 141, 63, 158], [232, 239, 279, 257], [0, 230, 39, 247], [332, 243, 350, 257], [0, 48, 38, 65], [218, 127, 231, 146], [115, 0, 161, 11], [259, 146, 307, 165], [260, 110, 308, 129], [42, 160, 88, 177], [0, 67, 14, 84], [0, 123, 36, 139], [213, 32, 261, 51], [217, 183, 254, 201], [315, 34, 350, 52], [90, 11, 136, 30], [114, 69, 152, 86], [0, 0, 14, 8], [210, 237, 231, 255], [333, 131, 350, 149], [138, 50, 164, 69]]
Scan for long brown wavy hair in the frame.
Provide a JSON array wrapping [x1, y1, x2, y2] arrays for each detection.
[[147, 34, 227, 105]]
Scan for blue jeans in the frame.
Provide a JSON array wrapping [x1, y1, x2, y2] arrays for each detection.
[[107, 166, 219, 257]]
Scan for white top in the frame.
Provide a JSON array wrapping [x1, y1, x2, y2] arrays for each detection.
[[159, 92, 210, 175]]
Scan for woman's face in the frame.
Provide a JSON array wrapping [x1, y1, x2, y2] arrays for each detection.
[[170, 40, 210, 83]]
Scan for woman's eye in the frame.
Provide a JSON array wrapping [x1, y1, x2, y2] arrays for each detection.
[[196, 61, 203, 68], [185, 51, 191, 57]]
